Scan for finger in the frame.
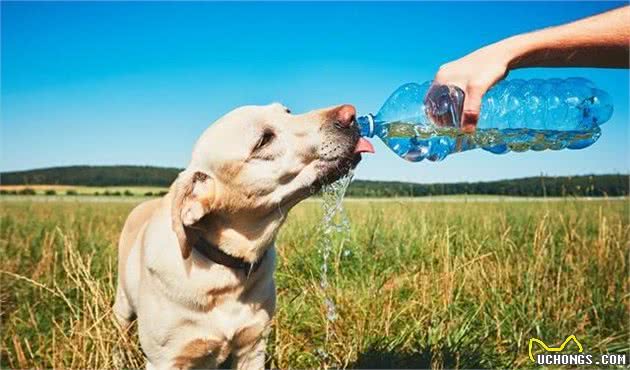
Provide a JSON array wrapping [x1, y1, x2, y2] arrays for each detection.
[[425, 84, 448, 127], [462, 84, 484, 132], [427, 83, 466, 127]]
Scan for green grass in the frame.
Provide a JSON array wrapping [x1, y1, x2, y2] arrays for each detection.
[[1, 198, 628, 368]]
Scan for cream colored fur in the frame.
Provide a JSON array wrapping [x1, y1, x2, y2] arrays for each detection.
[[113, 103, 360, 369]]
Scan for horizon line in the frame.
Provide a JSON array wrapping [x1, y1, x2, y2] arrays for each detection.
[[1, 164, 628, 186]]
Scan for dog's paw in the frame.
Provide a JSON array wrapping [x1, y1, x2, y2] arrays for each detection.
[[181, 201, 206, 226]]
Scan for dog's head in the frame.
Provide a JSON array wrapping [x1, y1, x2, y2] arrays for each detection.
[[171, 103, 374, 260]]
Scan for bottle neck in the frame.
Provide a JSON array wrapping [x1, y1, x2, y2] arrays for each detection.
[[357, 114, 376, 138]]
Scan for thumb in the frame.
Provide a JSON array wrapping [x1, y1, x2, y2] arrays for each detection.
[[461, 84, 484, 133]]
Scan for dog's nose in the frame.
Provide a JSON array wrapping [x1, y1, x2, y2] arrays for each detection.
[[335, 104, 356, 129]]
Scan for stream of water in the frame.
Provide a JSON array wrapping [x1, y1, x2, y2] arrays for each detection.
[[315, 170, 354, 366]]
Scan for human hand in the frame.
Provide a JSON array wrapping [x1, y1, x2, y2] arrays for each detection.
[[432, 44, 513, 132], [429, 5, 629, 133]]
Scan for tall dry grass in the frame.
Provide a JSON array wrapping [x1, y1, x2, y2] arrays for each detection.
[[1, 202, 143, 368], [1, 198, 628, 368]]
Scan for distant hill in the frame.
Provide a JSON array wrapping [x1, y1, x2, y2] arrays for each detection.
[[0, 165, 180, 187], [1, 165, 628, 197]]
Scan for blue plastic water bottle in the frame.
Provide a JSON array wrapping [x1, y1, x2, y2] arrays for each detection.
[[357, 78, 613, 162]]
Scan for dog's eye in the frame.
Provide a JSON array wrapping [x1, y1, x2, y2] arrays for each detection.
[[285, 108, 291, 114], [254, 130, 275, 151]]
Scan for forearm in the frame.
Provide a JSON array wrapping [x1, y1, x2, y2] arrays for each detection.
[[499, 6, 630, 69]]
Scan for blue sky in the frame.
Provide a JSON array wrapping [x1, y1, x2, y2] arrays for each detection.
[[2, 1, 628, 183]]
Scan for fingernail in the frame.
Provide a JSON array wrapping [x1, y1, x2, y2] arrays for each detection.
[[462, 111, 478, 132]]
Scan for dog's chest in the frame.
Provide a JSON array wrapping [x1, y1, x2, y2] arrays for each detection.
[[201, 297, 266, 340], [142, 234, 276, 365], [169, 283, 273, 368]]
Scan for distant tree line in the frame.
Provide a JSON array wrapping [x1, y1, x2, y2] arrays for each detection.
[[0, 165, 180, 187], [347, 174, 629, 198], [1, 166, 628, 197], [0, 188, 170, 197]]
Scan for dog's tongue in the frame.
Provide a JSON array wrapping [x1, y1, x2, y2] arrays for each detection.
[[354, 137, 375, 154]]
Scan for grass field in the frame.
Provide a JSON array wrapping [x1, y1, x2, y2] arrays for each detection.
[[1, 198, 628, 369]]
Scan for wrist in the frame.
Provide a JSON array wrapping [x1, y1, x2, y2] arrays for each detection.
[[495, 33, 537, 70]]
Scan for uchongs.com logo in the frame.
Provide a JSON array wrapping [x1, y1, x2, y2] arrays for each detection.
[[528, 335, 627, 367]]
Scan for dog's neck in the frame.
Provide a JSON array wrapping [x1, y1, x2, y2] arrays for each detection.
[[197, 208, 286, 263]]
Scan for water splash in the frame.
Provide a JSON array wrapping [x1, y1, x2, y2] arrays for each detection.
[[315, 170, 354, 366]]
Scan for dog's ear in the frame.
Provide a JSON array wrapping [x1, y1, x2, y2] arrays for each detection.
[[171, 170, 216, 259]]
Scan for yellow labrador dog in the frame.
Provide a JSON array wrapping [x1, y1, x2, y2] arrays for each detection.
[[113, 103, 374, 370]]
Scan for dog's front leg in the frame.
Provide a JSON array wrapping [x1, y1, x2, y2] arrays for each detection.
[[232, 337, 266, 370]]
